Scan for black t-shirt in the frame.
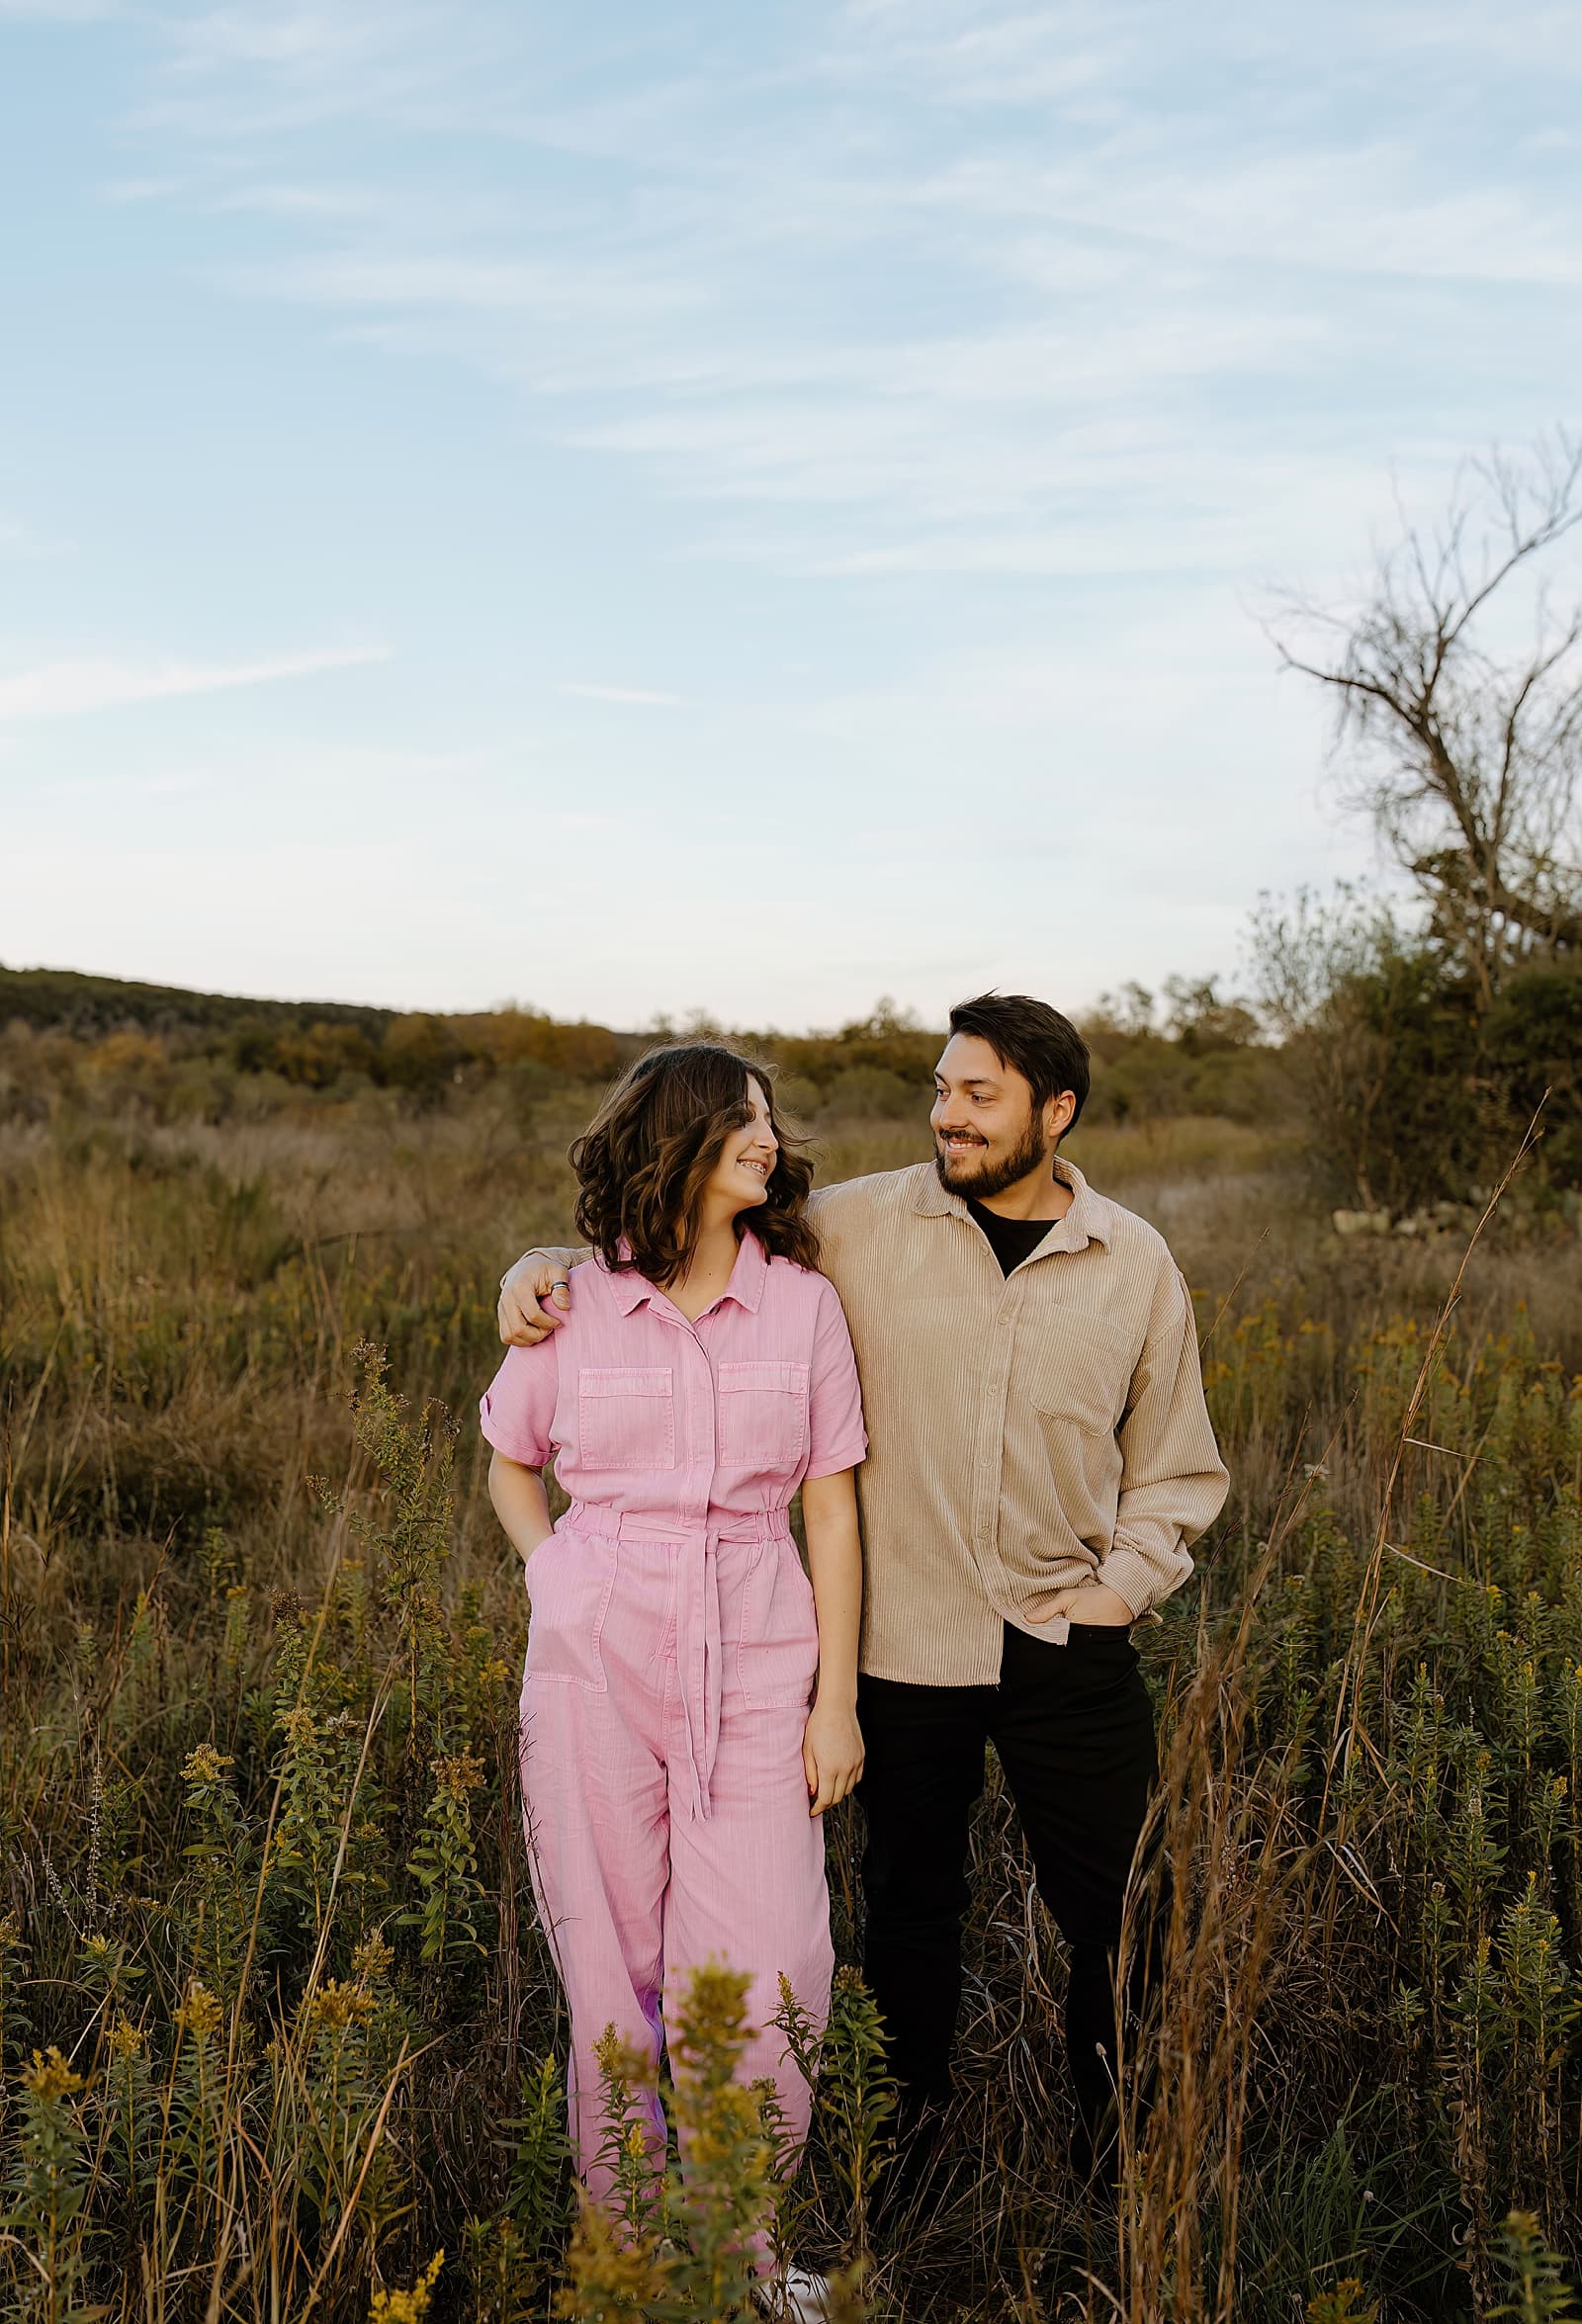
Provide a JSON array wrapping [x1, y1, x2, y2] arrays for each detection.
[[966, 1195, 1054, 1277]]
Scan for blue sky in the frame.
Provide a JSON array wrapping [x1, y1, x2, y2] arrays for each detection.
[[3, 1, 1580, 1030]]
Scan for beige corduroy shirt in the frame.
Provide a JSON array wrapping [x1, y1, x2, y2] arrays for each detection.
[[527, 1156, 1227, 1688], [806, 1159, 1227, 1684]]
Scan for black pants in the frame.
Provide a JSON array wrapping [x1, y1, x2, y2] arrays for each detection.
[[857, 1618, 1160, 2163]]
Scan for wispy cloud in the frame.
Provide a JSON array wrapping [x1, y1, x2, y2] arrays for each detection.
[[102, 175, 180, 203], [0, 514, 74, 558], [104, 0, 1582, 593], [0, 0, 119, 19], [9, 0, 1579, 1023], [0, 644, 389, 722], [557, 682, 689, 709]]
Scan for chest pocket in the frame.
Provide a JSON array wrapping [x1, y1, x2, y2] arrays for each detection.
[[716, 1360, 810, 1469], [576, 1367, 675, 1470], [1018, 1317, 1138, 1437]]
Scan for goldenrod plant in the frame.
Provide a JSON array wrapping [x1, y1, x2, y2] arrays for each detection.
[[5, 1052, 1582, 2317]]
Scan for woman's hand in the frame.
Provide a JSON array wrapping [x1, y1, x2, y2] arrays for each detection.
[[803, 1696, 864, 1817]]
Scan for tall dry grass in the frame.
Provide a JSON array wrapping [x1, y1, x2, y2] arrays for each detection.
[[3, 1095, 1582, 2319]]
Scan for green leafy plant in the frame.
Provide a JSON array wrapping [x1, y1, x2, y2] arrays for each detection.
[[1491, 2209, 1581, 2322]]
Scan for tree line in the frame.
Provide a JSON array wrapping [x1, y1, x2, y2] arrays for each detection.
[[5, 432, 1581, 1213]]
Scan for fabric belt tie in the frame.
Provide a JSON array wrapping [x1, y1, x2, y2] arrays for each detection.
[[563, 1502, 793, 1822]]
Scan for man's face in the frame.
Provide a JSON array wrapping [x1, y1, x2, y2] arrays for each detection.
[[930, 1032, 1059, 1199]]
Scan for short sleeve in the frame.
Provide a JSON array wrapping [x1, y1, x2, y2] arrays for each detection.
[[804, 1277, 868, 1478], [479, 1339, 559, 1468]]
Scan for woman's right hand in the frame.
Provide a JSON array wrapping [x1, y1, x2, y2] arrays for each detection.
[[497, 1252, 572, 1345], [803, 1696, 865, 1817]]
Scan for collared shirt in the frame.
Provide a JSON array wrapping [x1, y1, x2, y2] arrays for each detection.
[[806, 1158, 1229, 1685], [479, 1227, 868, 1524]]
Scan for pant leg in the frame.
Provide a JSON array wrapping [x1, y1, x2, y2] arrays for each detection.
[[988, 1619, 1161, 2163], [518, 1535, 673, 2197], [854, 1672, 993, 2106], [662, 1542, 835, 2174], [662, 1544, 835, 2275]]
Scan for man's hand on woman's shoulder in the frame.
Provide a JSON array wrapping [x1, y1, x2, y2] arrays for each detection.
[[497, 1251, 572, 1345]]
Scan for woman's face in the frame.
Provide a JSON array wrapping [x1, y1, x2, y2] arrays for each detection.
[[703, 1075, 778, 1218]]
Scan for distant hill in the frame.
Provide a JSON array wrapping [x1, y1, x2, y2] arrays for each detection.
[[0, 964, 1289, 1134], [0, 965, 401, 1042]]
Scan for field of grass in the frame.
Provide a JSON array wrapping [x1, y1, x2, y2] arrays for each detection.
[[4, 1079, 1582, 2322]]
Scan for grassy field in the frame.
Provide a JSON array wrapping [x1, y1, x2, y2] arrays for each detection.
[[3, 1079, 1582, 2322]]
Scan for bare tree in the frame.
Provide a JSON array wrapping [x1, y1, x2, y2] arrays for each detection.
[[1267, 434, 1582, 1004]]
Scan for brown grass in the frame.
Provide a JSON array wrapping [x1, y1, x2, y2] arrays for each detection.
[[2, 1091, 1581, 2320]]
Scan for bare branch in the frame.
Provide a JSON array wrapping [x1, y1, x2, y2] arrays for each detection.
[[1265, 432, 1582, 992]]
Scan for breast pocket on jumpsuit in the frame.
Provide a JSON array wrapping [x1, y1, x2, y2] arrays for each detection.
[[717, 1361, 820, 1709], [523, 1365, 675, 1690]]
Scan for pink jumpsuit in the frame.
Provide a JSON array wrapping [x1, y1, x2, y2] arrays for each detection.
[[480, 1230, 867, 2197]]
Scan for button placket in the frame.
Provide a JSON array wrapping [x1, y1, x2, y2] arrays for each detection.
[[971, 1278, 1020, 1591], [644, 1314, 726, 1818]]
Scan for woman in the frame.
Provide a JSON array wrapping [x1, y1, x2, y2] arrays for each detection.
[[480, 1043, 866, 2304]]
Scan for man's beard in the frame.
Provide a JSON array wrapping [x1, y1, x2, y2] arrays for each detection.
[[934, 1112, 1052, 1201]]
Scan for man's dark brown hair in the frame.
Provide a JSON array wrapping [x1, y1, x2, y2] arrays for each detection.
[[571, 1042, 820, 1285], [946, 991, 1091, 1135]]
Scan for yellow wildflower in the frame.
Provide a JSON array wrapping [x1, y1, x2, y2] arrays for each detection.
[[304, 1979, 378, 2037], [592, 2023, 654, 2088], [108, 2017, 146, 2062], [182, 1744, 233, 1785], [350, 1930, 395, 1985], [22, 2046, 85, 2103], [432, 1750, 484, 1801], [176, 1980, 225, 2039], [369, 2250, 444, 2323]]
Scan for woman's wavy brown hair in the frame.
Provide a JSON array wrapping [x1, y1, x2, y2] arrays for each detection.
[[570, 1042, 821, 1286]]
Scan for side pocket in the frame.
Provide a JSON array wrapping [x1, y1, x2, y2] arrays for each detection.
[[735, 1538, 820, 1709], [523, 1531, 617, 1690]]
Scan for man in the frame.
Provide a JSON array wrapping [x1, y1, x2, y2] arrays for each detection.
[[497, 992, 1228, 2190]]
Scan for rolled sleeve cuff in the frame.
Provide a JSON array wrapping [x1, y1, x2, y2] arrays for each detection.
[[1096, 1527, 1194, 1621], [804, 1433, 868, 1480], [479, 1393, 547, 1470]]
